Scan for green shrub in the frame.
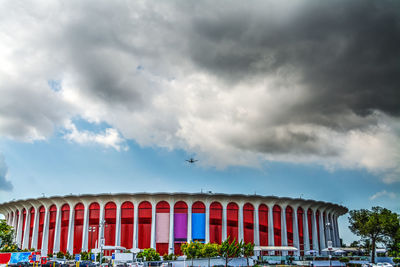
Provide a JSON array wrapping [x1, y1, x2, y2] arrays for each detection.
[[56, 251, 65, 259], [393, 257, 400, 264], [138, 248, 161, 261], [339, 257, 350, 263]]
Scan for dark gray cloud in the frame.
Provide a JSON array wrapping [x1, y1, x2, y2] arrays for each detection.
[[184, 0, 400, 125], [0, 154, 13, 192], [0, 0, 399, 180]]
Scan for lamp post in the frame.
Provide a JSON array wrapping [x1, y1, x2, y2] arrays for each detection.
[[88, 226, 96, 253], [99, 219, 108, 265]]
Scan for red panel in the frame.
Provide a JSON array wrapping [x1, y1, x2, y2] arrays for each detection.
[[286, 206, 294, 246], [47, 205, 57, 254], [316, 210, 320, 251], [297, 208, 304, 256], [307, 209, 313, 250], [273, 205, 281, 246], [227, 202, 238, 242], [156, 243, 169, 256], [138, 201, 152, 249], [121, 202, 134, 249], [174, 243, 182, 255], [243, 203, 254, 243], [174, 201, 188, 213], [258, 204, 268, 246], [28, 207, 35, 249], [209, 202, 222, 244], [103, 202, 116, 256], [73, 203, 84, 254], [37, 206, 46, 250], [156, 201, 169, 255], [156, 201, 170, 213], [21, 209, 26, 246], [60, 204, 70, 253], [192, 201, 205, 213], [88, 203, 100, 251]]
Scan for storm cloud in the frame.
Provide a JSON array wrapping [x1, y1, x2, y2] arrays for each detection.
[[0, 0, 399, 181]]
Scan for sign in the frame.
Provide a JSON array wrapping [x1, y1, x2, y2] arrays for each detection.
[[327, 241, 333, 249], [75, 255, 80, 261], [112, 254, 115, 260], [31, 255, 36, 262], [91, 254, 95, 261], [100, 238, 105, 247]]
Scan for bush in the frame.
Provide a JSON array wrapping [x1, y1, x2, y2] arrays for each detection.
[[138, 248, 161, 261], [393, 257, 400, 264], [339, 257, 350, 263], [162, 253, 177, 261], [56, 251, 65, 259]]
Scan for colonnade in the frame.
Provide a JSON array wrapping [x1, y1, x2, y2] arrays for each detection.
[[0, 194, 346, 256]]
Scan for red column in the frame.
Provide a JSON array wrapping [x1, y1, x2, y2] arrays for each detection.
[[120, 202, 134, 249], [37, 206, 46, 250], [273, 205, 281, 247], [28, 207, 35, 249], [47, 205, 57, 254], [73, 203, 84, 254], [227, 202, 238, 242], [104, 202, 116, 256], [243, 203, 254, 243], [307, 209, 313, 250], [258, 204, 268, 248], [209, 202, 222, 244], [60, 204, 70, 253], [138, 201, 152, 249], [88, 203, 100, 251], [297, 208, 304, 256]]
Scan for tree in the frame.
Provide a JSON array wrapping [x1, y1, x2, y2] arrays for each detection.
[[181, 241, 204, 266], [136, 248, 161, 261], [201, 243, 219, 267], [242, 242, 255, 267], [0, 219, 15, 249], [349, 241, 360, 248], [348, 207, 400, 263], [219, 237, 244, 267]]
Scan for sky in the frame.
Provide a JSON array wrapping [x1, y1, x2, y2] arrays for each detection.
[[0, 0, 399, 245]]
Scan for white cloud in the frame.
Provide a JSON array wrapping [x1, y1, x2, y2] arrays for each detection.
[[63, 121, 128, 152], [0, 154, 13, 191], [369, 190, 397, 200], [0, 1, 399, 183]]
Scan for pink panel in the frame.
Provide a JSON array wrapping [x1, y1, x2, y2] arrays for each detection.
[[156, 213, 170, 243]]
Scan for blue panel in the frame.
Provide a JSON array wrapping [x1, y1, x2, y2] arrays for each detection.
[[192, 213, 205, 240]]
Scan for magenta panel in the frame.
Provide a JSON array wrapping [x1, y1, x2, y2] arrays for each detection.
[[174, 213, 187, 241]]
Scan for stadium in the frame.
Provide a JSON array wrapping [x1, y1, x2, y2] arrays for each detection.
[[0, 192, 347, 256]]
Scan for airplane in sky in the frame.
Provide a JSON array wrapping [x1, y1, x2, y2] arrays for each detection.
[[186, 158, 198, 163]]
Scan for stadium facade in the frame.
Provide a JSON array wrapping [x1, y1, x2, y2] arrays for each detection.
[[0, 193, 347, 256]]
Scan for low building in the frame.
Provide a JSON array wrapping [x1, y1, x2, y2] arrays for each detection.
[[0, 192, 347, 256]]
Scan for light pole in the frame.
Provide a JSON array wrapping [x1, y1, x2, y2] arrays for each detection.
[[99, 219, 108, 265], [88, 226, 96, 260]]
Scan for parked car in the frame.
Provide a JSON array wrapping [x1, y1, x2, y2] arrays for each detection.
[[79, 261, 98, 267]]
